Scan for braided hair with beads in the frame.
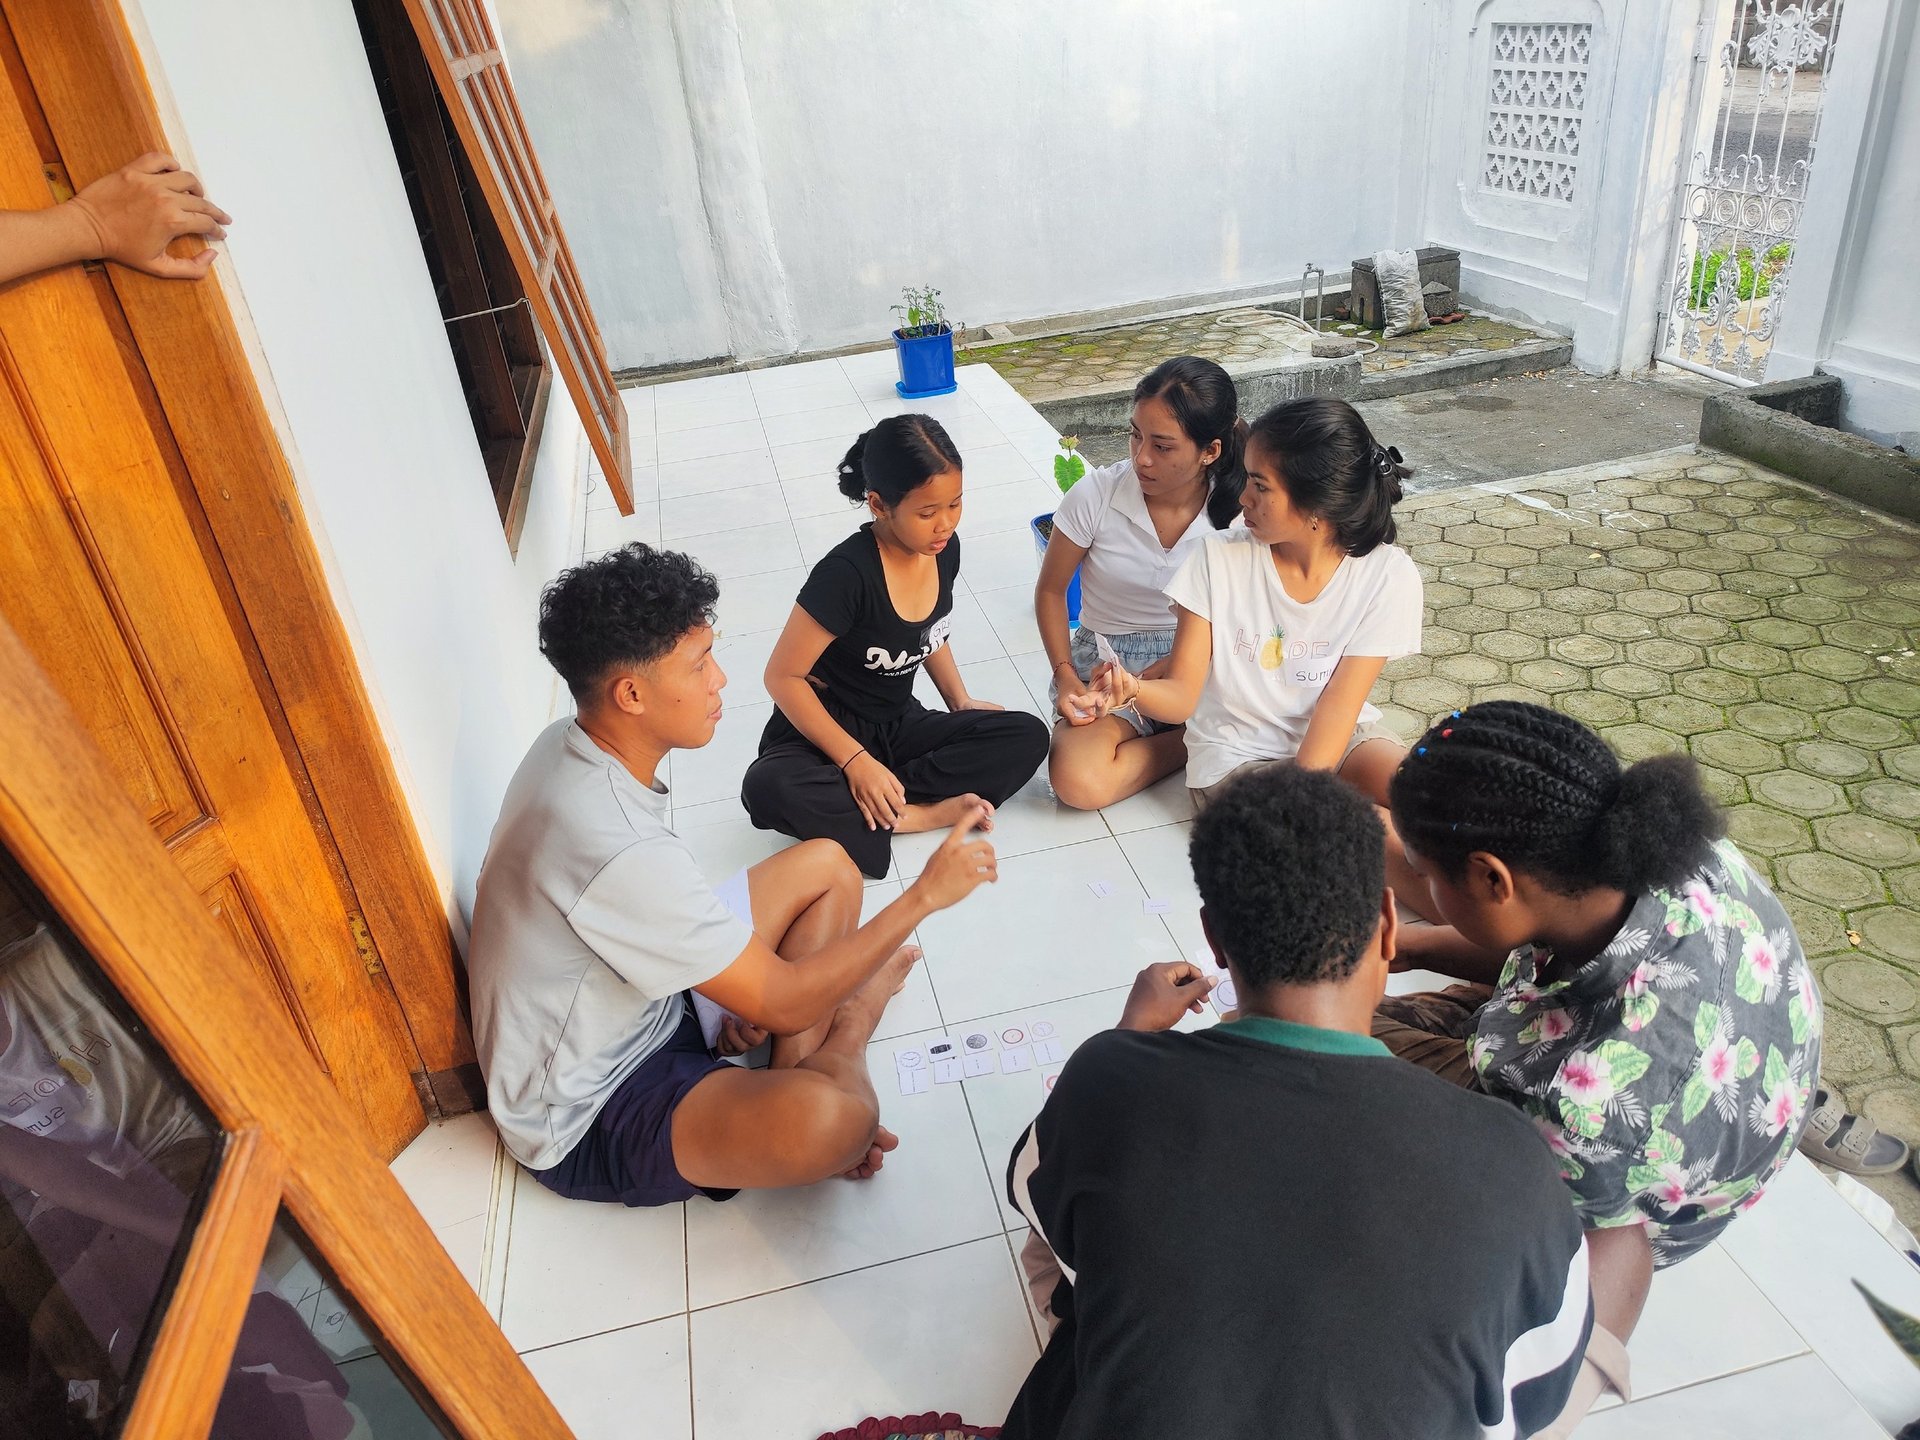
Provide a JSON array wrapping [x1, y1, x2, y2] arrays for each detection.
[[1387, 701, 1725, 896]]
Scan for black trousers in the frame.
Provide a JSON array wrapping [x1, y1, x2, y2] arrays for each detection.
[[742, 699, 1050, 878]]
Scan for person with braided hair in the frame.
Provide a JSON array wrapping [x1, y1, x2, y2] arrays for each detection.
[[1086, 396, 1421, 826], [1377, 701, 1841, 1435]]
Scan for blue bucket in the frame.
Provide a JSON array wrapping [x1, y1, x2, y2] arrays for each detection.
[[1032, 514, 1082, 628], [893, 326, 957, 399]]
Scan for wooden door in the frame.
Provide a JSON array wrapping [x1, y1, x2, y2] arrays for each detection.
[[0, 35, 425, 1155], [0, 614, 570, 1439]]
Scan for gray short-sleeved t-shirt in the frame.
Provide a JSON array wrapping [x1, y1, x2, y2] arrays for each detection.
[[468, 719, 755, 1170]]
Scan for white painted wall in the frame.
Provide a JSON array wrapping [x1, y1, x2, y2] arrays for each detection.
[[128, 0, 587, 937], [1816, 10, 1920, 449], [497, 0, 1438, 371]]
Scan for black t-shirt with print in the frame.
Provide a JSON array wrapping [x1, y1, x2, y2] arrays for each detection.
[[794, 524, 959, 722]]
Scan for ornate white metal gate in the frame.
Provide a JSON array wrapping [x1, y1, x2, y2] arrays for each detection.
[[1656, 1, 1844, 382]]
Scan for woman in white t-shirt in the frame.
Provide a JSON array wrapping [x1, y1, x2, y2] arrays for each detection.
[[1034, 357, 1247, 810], [1094, 395, 1421, 820]]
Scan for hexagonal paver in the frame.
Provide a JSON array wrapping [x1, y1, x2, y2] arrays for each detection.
[[1855, 679, 1920, 718], [1552, 635, 1620, 666], [1729, 701, 1815, 742], [1648, 567, 1717, 596], [1803, 573, 1874, 601], [1711, 641, 1792, 677], [1507, 608, 1585, 640], [1724, 804, 1812, 857], [1780, 896, 1852, 956], [1892, 866, 1920, 908], [1470, 683, 1553, 708], [1543, 587, 1612, 616], [1509, 564, 1578, 590], [1817, 1008, 1896, 1085], [1643, 530, 1705, 553], [1424, 581, 1473, 610], [1443, 522, 1506, 548], [1693, 730, 1785, 775], [1695, 591, 1770, 621], [1758, 672, 1849, 711], [1794, 645, 1877, 682], [1859, 597, 1920, 627], [1724, 571, 1798, 600], [1753, 550, 1824, 579], [1677, 669, 1758, 706], [1474, 584, 1538, 613], [1659, 614, 1732, 645], [1435, 653, 1508, 686], [1820, 957, 1920, 1022], [1751, 769, 1849, 818], [1776, 851, 1883, 909], [1742, 617, 1822, 649], [1512, 658, 1589, 693], [1887, 747, 1920, 784], [1479, 630, 1547, 663], [1789, 739, 1875, 782], [1443, 562, 1506, 588], [1618, 590, 1689, 618], [1610, 545, 1671, 572], [1587, 612, 1658, 641], [1695, 764, 1748, 806], [1823, 620, 1906, 654], [1636, 694, 1723, 736], [1822, 707, 1908, 749], [1393, 676, 1472, 716], [1859, 779, 1920, 825], [1595, 663, 1669, 699], [1626, 638, 1705, 671], [1859, 907, 1920, 966], [1602, 723, 1684, 763], [1435, 604, 1509, 635], [1813, 814, 1920, 869], [1477, 544, 1540, 570], [1424, 626, 1470, 657], [1579, 567, 1650, 595], [1561, 691, 1635, 728]]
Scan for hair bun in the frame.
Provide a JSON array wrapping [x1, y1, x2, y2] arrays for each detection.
[[1592, 753, 1725, 892]]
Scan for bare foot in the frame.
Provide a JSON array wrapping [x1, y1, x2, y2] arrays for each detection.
[[893, 793, 995, 835], [842, 1124, 898, 1180]]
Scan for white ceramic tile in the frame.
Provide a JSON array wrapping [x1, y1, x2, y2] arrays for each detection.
[[678, 522, 802, 582], [391, 1111, 499, 1230], [658, 418, 769, 465], [761, 403, 871, 448], [712, 627, 781, 707], [956, 364, 1027, 406], [689, 1237, 1037, 1438], [685, 1024, 1003, 1308], [915, 836, 1184, 1025], [782, 474, 862, 520], [674, 797, 795, 884], [962, 481, 1055, 539], [942, 591, 1007, 662], [756, 380, 863, 419], [669, 700, 770, 807], [522, 1315, 691, 1440], [588, 464, 658, 511], [1575, 1353, 1883, 1439], [661, 482, 789, 542], [498, 1167, 686, 1351], [436, 1213, 488, 1295], [1720, 1153, 1920, 1432], [837, 349, 900, 386], [619, 385, 657, 436], [912, 656, 1044, 720], [713, 565, 809, 637], [959, 444, 1041, 489], [1005, 649, 1063, 713], [1113, 822, 1202, 957], [748, 358, 847, 388], [774, 433, 866, 480], [943, 412, 1010, 449], [792, 507, 872, 566], [656, 448, 780, 501], [1096, 772, 1197, 835], [973, 582, 1047, 655], [584, 502, 661, 556], [1001, 1225, 1049, 1346], [655, 386, 760, 434], [865, 389, 986, 424], [1606, 1244, 1806, 1406], [956, 528, 1043, 595], [891, 769, 1107, 881]]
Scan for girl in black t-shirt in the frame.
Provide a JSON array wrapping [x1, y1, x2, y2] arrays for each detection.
[[743, 415, 1049, 878]]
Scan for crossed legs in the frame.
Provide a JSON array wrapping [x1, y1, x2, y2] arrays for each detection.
[[670, 840, 913, 1190], [1047, 715, 1186, 812]]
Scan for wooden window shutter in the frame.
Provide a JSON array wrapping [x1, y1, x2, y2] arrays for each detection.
[[397, 0, 634, 512]]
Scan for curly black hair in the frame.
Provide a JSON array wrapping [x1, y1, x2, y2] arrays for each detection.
[[1188, 765, 1386, 990], [537, 543, 719, 701], [1388, 701, 1724, 896]]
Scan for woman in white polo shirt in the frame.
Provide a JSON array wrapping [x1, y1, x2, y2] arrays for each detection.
[[1034, 357, 1247, 810], [1094, 395, 1421, 822]]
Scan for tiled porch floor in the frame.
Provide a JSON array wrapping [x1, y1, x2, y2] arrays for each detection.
[[396, 356, 1920, 1438]]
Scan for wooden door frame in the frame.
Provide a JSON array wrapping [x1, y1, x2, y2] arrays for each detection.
[[0, 612, 571, 1439], [1, 0, 479, 1113]]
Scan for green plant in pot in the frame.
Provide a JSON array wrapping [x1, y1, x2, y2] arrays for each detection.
[[1032, 436, 1086, 627], [891, 285, 959, 399]]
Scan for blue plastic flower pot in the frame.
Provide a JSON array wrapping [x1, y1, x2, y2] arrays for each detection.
[[1032, 514, 1082, 628], [893, 326, 958, 399]]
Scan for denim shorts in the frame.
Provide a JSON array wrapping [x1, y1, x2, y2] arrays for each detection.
[[1049, 627, 1179, 737]]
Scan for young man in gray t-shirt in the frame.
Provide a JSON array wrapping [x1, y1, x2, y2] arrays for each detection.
[[468, 545, 998, 1205]]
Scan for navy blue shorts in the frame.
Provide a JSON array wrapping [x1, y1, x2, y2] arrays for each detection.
[[533, 1004, 739, 1207]]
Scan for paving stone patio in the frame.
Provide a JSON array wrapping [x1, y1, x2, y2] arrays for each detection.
[[959, 309, 1557, 402], [1375, 447, 1920, 1222]]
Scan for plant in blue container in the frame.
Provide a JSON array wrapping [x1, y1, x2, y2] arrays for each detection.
[[1032, 435, 1087, 627], [891, 285, 959, 399]]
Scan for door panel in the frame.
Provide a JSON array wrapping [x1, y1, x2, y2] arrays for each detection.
[[0, 54, 424, 1153]]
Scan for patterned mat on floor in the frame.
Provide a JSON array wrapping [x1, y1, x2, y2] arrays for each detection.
[[814, 1416, 1000, 1440]]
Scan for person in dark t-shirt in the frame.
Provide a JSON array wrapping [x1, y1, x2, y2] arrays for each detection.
[[1003, 766, 1593, 1440], [743, 415, 1049, 878]]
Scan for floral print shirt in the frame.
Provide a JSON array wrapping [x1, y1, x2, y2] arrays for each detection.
[[1470, 839, 1822, 1266]]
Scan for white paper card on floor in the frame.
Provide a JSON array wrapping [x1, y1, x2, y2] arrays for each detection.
[[932, 1058, 963, 1084], [1032, 1038, 1065, 1066], [962, 1052, 994, 1078], [1143, 898, 1171, 914], [1000, 1047, 1033, 1073], [1087, 880, 1114, 899], [924, 1035, 961, 1066], [897, 1065, 928, 1095]]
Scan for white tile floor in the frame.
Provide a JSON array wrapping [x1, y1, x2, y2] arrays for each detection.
[[397, 355, 1920, 1438]]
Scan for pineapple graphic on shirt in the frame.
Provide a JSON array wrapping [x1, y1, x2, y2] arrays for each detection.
[[1257, 624, 1286, 671]]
